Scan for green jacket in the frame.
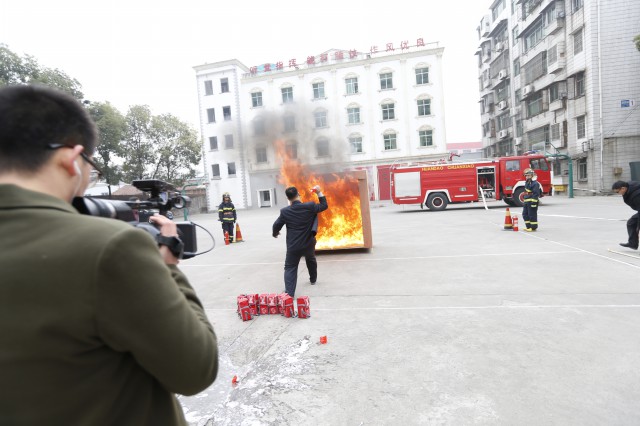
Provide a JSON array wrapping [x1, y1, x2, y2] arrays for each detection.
[[0, 184, 218, 425]]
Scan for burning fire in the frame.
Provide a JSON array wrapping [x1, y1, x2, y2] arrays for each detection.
[[275, 141, 364, 250]]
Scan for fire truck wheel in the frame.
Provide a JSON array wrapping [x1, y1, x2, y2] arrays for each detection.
[[426, 193, 448, 211], [512, 188, 525, 207]]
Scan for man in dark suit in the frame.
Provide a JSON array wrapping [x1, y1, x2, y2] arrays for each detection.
[[0, 85, 218, 425], [273, 185, 329, 297], [612, 180, 640, 250]]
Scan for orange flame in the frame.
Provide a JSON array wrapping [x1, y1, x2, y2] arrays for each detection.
[[275, 141, 364, 250]]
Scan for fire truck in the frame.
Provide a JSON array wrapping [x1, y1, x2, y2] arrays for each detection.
[[390, 154, 552, 211]]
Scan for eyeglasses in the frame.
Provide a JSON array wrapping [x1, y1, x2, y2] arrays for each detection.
[[47, 143, 104, 185]]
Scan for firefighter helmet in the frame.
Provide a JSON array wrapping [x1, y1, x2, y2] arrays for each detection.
[[222, 192, 231, 200], [523, 168, 534, 176]]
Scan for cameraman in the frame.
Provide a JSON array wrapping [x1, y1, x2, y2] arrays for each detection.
[[0, 85, 218, 425]]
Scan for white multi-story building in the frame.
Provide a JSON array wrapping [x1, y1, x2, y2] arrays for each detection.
[[477, 0, 640, 193], [194, 42, 447, 210]]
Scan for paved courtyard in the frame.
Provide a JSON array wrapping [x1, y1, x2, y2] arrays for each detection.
[[176, 194, 640, 425]]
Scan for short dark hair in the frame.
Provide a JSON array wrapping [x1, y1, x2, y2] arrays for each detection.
[[285, 186, 299, 200], [612, 181, 628, 190], [0, 85, 98, 173]]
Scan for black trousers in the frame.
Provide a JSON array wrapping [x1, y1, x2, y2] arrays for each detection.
[[221, 222, 234, 242], [523, 202, 538, 230], [284, 243, 317, 298], [626, 212, 639, 247]]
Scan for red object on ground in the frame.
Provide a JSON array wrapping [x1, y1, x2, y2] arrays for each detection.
[[258, 294, 269, 315], [297, 296, 310, 319], [513, 215, 519, 232], [231, 375, 238, 385], [320, 336, 327, 344], [237, 296, 252, 321], [224, 231, 230, 245]]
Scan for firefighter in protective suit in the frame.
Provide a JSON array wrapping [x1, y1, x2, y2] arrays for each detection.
[[218, 192, 237, 243], [522, 168, 542, 231]]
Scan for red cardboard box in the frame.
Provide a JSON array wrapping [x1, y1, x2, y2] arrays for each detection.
[[258, 293, 269, 315], [267, 293, 278, 315], [247, 293, 259, 316], [297, 296, 310, 319], [237, 297, 252, 321], [282, 295, 295, 318]]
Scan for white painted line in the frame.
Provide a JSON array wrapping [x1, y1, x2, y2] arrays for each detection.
[[180, 250, 581, 267]]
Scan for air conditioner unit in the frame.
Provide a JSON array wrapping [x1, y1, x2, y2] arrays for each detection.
[[514, 137, 522, 146], [498, 100, 508, 110], [498, 69, 508, 80], [498, 129, 509, 139], [495, 42, 504, 52], [522, 85, 534, 97], [557, 11, 566, 18]]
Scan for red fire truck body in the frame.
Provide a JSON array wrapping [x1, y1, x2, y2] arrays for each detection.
[[390, 154, 552, 210]]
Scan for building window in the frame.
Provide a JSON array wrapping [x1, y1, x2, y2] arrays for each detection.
[[204, 80, 213, 96], [286, 142, 298, 159], [575, 72, 585, 97], [505, 160, 520, 171], [551, 123, 560, 140], [381, 103, 395, 120], [314, 110, 327, 128], [574, 28, 583, 54], [253, 119, 265, 136], [576, 115, 586, 139], [316, 138, 329, 157], [549, 83, 559, 102], [282, 87, 293, 103], [347, 107, 361, 124], [313, 82, 325, 99], [209, 136, 218, 151], [512, 26, 519, 46], [346, 77, 359, 94], [223, 106, 231, 121], [380, 73, 393, 90], [383, 132, 397, 150], [228, 162, 236, 177], [211, 164, 220, 178], [415, 67, 429, 85], [523, 19, 544, 52], [284, 115, 296, 132], [221, 78, 229, 93], [349, 136, 363, 153], [417, 99, 431, 116], [577, 157, 587, 180], [251, 92, 263, 107], [526, 91, 544, 117], [513, 59, 520, 76], [419, 129, 433, 147], [572, 0, 583, 12], [224, 134, 234, 149], [207, 108, 215, 123], [256, 146, 267, 163]]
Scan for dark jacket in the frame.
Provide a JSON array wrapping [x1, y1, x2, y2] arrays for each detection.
[[273, 196, 328, 251], [524, 179, 542, 201], [218, 201, 236, 222], [0, 184, 218, 426], [623, 181, 640, 211]]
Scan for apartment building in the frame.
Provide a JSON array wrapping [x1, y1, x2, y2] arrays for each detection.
[[194, 42, 447, 210], [477, 0, 640, 193]]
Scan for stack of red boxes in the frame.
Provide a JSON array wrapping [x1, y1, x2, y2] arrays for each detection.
[[236, 293, 310, 320], [297, 296, 310, 319], [258, 294, 269, 315], [237, 295, 252, 321]]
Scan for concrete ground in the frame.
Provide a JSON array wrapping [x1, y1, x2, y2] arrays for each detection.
[[176, 194, 640, 425]]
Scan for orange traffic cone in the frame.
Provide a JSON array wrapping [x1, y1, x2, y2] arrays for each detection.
[[224, 231, 230, 245], [512, 215, 519, 232], [235, 223, 244, 242], [503, 208, 513, 230]]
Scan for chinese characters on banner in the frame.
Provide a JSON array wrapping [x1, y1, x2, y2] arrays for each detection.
[[249, 38, 426, 75]]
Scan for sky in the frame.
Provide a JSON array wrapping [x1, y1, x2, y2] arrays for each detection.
[[0, 0, 491, 143]]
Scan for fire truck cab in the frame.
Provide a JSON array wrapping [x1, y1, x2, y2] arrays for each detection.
[[391, 154, 551, 211]]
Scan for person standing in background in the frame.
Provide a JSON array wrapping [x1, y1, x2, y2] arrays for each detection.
[[218, 192, 237, 243]]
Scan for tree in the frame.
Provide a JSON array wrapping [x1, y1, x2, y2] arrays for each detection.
[[0, 44, 83, 99], [87, 102, 127, 185], [148, 114, 201, 185], [122, 105, 154, 182]]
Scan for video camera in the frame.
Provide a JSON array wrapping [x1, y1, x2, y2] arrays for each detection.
[[73, 179, 198, 259]]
